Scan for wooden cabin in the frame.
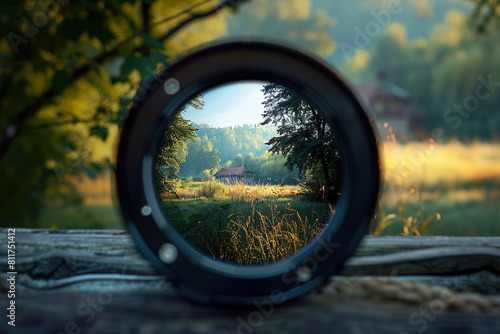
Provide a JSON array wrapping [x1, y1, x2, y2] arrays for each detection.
[[213, 166, 254, 184], [357, 72, 426, 141]]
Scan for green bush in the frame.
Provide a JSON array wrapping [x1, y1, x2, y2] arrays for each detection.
[[180, 177, 193, 189], [196, 180, 226, 200]]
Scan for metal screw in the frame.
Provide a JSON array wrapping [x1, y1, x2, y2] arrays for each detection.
[[296, 266, 312, 282], [159, 243, 178, 263], [141, 205, 152, 216], [164, 78, 180, 95], [5, 125, 16, 138]]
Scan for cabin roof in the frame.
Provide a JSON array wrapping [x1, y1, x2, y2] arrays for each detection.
[[356, 77, 424, 120], [213, 167, 254, 177]]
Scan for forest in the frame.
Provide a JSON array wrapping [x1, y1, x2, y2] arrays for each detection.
[[177, 124, 301, 184]]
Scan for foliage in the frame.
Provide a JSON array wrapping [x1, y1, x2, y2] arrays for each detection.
[[0, 0, 247, 226], [154, 99, 201, 195], [177, 123, 300, 184], [227, 0, 337, 57], [299, 158, 341, 201], [180, 177, 193, 189], [196, 180, 226, 200], [261, 83, 341, 198], [179, 132, 221, 178], [200, 168, 216, 181], [469, 0, 500, 33], [162, 182, 331, 264], [181, 123, 277, 165], [344, 11, 500, 141]]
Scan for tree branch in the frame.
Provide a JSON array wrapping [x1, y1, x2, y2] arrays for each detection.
[[155, 0, 247, 42], [140, 1, 151, 56], [0, 0, 247, 160], [0, 0, 215, 68], [25, 117, 101, 130]]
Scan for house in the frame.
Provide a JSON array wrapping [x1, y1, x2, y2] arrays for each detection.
[[213, 166, 255, 184], [357, 72, 426, 141]]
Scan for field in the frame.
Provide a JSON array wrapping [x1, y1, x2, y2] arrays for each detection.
[[158, 181, 333, 264], [375, 140, 500, 236], [35, 142, 500, 240]]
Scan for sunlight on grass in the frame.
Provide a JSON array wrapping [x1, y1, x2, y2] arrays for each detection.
[[159, 180, 332, 264], [374, 140, 500, 236], [382, 140, 500, 185], [46, 142, 500, 237]]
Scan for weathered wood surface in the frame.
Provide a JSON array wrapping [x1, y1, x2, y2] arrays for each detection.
[[2, 291, 500, 334], [1, 229, 499, 291], [1, 229, 500, 334]]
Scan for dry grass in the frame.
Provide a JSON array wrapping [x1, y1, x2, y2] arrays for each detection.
[[374, 139, 500, 236], [382, 140, 500, 186], [159, 180, 332, 264], [159, 180, 302, 202]]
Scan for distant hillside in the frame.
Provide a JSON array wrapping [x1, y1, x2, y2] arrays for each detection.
[[178, 124, 299, 183]]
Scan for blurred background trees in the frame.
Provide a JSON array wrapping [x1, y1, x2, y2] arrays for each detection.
[[0, 0, 339, 227], [1, 0, 499, 231], [0, 0, 251, 226]]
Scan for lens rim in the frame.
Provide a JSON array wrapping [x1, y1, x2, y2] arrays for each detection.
[[116, 40, 381, 305]]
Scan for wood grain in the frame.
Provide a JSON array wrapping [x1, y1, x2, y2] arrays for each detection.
[[1, 229, 500, 334]]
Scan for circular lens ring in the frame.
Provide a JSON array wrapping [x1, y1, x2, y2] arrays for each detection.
[[116, 40, 381, 305]]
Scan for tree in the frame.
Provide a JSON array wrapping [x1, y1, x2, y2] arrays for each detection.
[[233, 153, 243, 167], [0, 0, 249, 226], [179, 132, 221, 178], [154, 99, 201, 195], [261, 83, 341, 198], [469, 0, 500, 33], [345, 12, 500, 141]]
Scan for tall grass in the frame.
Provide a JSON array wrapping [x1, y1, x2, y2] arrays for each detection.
[[196, 180, 226, 200], [197, 197, 332, 265], [160, 180, 333, 264], [371, 137, 500, 236]]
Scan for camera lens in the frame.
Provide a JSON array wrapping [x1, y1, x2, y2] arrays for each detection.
[[116, 41, 381, 305]]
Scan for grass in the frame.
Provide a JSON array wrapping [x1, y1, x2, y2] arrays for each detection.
[[377, 178, 500, 236], [372, 139, 500, 236], [31, 141, 500, 240], [159, 181, 333, 264], [36, 205, 122, 229]]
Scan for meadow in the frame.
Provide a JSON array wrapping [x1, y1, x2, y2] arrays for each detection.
[[36, 142, 500, 239], [158, 181, 333, 264], [374, 140, 500, 236]]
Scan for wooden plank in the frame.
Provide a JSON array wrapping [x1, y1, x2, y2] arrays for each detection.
[[1, 228, 500, 293], [1, 290, 500, 334], [1, 229, 500, 334]]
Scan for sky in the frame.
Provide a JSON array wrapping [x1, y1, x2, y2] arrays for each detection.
[[183, 81, 268, 128]]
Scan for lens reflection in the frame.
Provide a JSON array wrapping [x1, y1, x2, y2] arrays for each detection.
[[154, 81, 341, 265]]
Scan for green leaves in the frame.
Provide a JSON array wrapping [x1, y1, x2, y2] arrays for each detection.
[[86, 64, 112, 97], [85, 18, 116, 45], [0, 0, 244, 227], [262, 83, 341, 199], [121, 55, 157, 78], [89, 126, 108, 141], [152, 50, 170, 63], [144, 34, 165, 50], [117, 39, 136, 58], [119, 35, 168, 78]]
